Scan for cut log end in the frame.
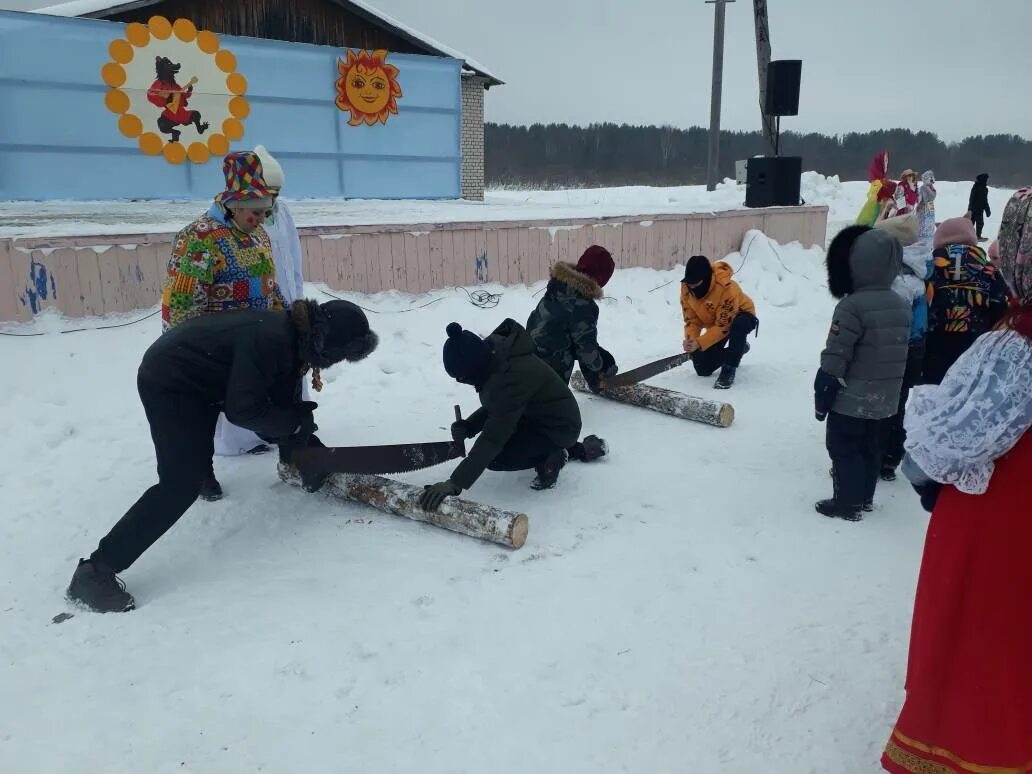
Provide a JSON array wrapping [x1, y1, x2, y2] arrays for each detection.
[[719, 403, 735, 428], [509, 513, 529, 549]]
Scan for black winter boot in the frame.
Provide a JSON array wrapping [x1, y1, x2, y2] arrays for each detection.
[[67, 559, 135, 613], [531, 449, 568, 490], [879, 465, 897, 482], [815, 499, 863, 522], [199, 472, 224, 502], [714, 366, 737, 390]]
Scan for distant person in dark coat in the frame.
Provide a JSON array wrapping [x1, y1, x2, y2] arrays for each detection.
[[66, 300, 379, 613], [813, 226, 912, 522], [967, 173, 991, 240]]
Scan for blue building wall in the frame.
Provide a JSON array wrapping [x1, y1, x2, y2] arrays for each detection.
[[0, 10, 462, 201]]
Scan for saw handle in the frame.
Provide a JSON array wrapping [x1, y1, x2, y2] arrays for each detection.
[[454, 405, 467, 458]]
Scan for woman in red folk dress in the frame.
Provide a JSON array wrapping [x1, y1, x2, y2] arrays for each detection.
[[882, 187, 1032, 773]]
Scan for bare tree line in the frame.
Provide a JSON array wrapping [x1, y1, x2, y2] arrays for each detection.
[[486, 123, 1031, 188]]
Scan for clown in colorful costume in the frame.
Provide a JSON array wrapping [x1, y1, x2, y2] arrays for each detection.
[[161, 151, 285, 329], [212, 146, 305, 458], [159, 150, 286, 497]]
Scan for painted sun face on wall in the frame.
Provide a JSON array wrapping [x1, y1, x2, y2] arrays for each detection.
[[102, 15, 250, 165], [335, 49, 402, 126]]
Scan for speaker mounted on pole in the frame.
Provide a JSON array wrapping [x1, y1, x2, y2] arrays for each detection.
[[765, 60, 801, 116]]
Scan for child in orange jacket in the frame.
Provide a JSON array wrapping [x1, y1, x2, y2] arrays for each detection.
[[680, 255, 758, 389]]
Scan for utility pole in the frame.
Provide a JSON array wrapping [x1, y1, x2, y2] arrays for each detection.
[[752, 0, 777, 155], [705, 0, 734, 192]]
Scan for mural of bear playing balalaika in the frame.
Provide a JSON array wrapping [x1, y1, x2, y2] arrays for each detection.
[[147, 56, 209, 142]]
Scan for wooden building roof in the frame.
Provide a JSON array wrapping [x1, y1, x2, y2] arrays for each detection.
[[33, 0, 503, 86]]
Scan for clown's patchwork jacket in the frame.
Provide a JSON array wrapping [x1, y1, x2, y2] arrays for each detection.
[[161, 204, 285, 329]]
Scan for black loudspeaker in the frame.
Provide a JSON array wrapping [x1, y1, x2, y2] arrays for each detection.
[[765, 60, 801, 116], [745, 156, 802, 207]]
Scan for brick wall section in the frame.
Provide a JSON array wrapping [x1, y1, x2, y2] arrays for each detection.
[[460, 75, 486, 201]]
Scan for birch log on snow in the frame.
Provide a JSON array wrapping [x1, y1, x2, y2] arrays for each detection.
[[278, 463, 529, 549], [571, 372, 735, 428]]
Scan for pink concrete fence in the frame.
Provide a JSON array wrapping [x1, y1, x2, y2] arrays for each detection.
[[0, 206, 827, 323]]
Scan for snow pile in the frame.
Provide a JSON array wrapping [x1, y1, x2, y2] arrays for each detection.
[[730, 229, 825, 308], [0, 234, 933, 772], [0, 174, 1016, 242]]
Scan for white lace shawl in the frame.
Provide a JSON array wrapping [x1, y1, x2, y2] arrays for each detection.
[[904, 330, 1032, 494]]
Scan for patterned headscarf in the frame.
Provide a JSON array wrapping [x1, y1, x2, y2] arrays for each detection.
[[997, 187, 1032, 302], [214, 151, 276, 207]]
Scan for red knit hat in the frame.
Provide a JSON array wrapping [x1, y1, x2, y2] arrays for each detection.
[[575, 245, 616, 287]]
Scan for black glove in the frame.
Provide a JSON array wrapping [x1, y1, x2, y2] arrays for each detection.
[[294, 434, 330, 493], [814, 369, 843, 422], [986, 207, 991, 218], [585, 373, 604, 394], [450, 420, 470, 445], [599, 347, 619, 377], [419, 480, 460, 512], [261, 401, 319, 447]]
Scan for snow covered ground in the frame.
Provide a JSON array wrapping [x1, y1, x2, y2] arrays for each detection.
[[0, 172, 1015, 241], [0, 177, 1013, 772]]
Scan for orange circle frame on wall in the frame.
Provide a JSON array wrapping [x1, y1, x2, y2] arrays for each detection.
[[101, 16, 250, 166]]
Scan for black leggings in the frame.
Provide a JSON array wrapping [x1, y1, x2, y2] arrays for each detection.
[[92, 380, 219, 572]]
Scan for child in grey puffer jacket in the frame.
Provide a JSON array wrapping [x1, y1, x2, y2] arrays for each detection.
[[814, 226, 912, 521]]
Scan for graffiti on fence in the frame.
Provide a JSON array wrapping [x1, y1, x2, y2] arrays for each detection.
[[20, 259, 55, 314]]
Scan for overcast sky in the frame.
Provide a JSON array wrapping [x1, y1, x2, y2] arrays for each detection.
[[5, 0, 1029, 141]]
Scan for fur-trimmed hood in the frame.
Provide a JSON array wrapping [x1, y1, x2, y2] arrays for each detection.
[[827, 226, 902, 299], [550, 261, 604, 300]]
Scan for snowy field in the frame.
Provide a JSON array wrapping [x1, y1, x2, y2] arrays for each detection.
[[0, 172, 1014, 241], [0, 179, 1014, 772]]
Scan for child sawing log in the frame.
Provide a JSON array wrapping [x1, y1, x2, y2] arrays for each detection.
[[278, 463, 529, 549], [571, 371, 734, 428]]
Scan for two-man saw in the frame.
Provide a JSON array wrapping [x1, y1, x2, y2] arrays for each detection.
[[601, 352, 693, 388], [290, 406, 467, 476]]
